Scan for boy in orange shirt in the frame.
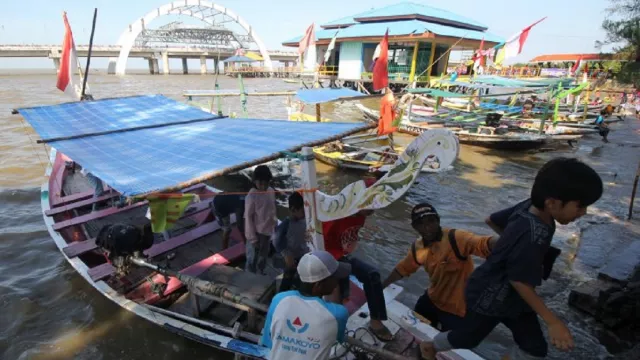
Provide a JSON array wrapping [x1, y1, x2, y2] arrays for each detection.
[[383, 203, 497, 331]]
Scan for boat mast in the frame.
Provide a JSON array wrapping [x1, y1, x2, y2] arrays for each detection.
[[300, 146, 324, 251]]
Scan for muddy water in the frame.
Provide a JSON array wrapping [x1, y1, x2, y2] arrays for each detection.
[[1, 70, 639, 360]]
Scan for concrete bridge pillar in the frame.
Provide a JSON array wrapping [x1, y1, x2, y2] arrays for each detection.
[[147, 58, 159, 74], [181, 58, 188, 75], [213, 58, 219, 74], [162, 52, 169, 75], [200, 56, 207, 75], [52, 58, 61, 72]]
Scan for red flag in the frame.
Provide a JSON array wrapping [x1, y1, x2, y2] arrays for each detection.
[[373, 30, 389, 91], [570, 56, 583, 74], [56, 12, 82, 99], [298, 23, 316, 55], [378, 91, 397, 136], [472, 38, 485, 67]]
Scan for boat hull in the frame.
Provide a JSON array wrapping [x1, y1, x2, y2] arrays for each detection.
[[454, 133, 546, 150]]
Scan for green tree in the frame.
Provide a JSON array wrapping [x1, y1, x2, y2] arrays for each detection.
[[597, 0, 640, 86]]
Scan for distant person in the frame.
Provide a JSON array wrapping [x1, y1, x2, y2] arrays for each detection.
[[244, 165, 277, 274], [595, 109, 610, 143], [212, 191, 246, 250], [382, 203, 498, 331], [322, 178, 391, 341], [261, 251, 350, 360], [274, 192, 309, 292], [420, 158, 603, 360]]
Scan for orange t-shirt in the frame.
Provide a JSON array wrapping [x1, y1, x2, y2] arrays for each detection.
[[394, 228, 493, 317]]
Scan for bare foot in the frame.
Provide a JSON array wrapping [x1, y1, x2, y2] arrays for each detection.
[[419, 341, 436, 360]]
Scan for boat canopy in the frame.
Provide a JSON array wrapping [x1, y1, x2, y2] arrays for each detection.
[[406, 88, 470, 98], [435, 80, 490, 89], [472, 76, 574, 88], [296, 88, 380, 104], [18, 95, 371, 196]]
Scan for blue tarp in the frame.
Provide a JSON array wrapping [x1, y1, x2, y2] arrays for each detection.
[[19, 96, 368, 196], [296, 88, 372, 104], [19, 95, 216, 142]]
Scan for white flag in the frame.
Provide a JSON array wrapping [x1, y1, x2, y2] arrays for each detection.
[[323, 31, 339, 64]]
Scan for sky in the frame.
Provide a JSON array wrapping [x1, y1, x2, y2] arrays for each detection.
[[0, 0, 615, 69]]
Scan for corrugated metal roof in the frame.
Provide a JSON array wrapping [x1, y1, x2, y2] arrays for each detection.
[[321, 2, 487, 30], [283, 20, 503, 44]]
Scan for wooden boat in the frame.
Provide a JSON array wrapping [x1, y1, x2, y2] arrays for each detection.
[[17, 94, 482, 360], [453, 126, 547, 150]]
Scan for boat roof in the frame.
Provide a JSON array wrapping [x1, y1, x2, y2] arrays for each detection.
[[18, 95, 371, 196], [472, 76, 574, 88], [406, 88, 470, 98], [296, 88, 380, 104]]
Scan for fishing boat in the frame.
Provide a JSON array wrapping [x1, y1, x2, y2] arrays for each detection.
[[453, 126, 548, 150], [17, 93, 482, 360]]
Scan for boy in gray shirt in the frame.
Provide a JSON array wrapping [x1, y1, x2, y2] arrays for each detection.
[[274, 192, 309, 292]]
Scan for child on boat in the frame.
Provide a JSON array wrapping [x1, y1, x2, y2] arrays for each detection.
[[261, 251, 350, 360], [595, 109, 610, 143], [382, 203, 497, 331], [420, 158, 603, 360], [212, 191, 246, 250], [244, 165, 277, 274], [274, 191, 308, 292], [322, 177, 392, 342]]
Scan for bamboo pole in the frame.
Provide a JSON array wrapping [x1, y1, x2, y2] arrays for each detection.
[[135, 123, 376, 197], [629, 160, 640, 220], [37, 115, 226, 144], [183, 91, 297, 98]]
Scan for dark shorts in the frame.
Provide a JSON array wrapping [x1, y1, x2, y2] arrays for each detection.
[[447, 309, 547, 358], [214, 211, 232, 232]]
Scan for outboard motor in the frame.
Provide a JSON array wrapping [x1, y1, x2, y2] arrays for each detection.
[[485, 113, 503, 128], [96, 223, 154, 276]]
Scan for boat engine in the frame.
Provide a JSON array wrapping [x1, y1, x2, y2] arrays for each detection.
[[485, 113, 503, 127], [96, 223, 154, 276]]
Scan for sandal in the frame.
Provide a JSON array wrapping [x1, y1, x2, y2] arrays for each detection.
[[368, 323, 393, 342]]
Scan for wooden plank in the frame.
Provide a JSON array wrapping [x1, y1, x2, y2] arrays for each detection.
[[45, 192, 119, 216], [52, 201, 148, 232], [53, 183, 207, 232], [63, 238, 97, 258]]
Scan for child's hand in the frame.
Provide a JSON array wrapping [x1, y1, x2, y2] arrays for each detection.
[[548, 320, 574, 351]]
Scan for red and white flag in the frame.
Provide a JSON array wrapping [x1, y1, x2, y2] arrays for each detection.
[[56, 12, 83, 100], [372, 29, 389, 91], [570, 56, 583, 74], [299, 23, 316, 55], [503, 17, 546, 60], [472, 38, 485, 69], [234, 48, 246, 56], [323, 30, 339, 64]]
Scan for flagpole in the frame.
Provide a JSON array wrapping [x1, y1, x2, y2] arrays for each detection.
[[81, 8, 97, 101]]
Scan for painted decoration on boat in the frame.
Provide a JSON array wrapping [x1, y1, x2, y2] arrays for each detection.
[[315, 129, 459, 222]]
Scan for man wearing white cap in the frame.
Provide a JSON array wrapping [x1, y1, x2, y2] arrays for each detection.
[[261, 251, 351, 360]]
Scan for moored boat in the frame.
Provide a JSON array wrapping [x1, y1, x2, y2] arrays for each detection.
[[16, 94, 479, 360]]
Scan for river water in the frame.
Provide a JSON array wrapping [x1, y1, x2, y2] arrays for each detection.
[[1, 70, 639, 360]]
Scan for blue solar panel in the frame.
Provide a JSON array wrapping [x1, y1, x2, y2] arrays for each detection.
[[18, 95, 214, 141], [50, 118, 367, 196]]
